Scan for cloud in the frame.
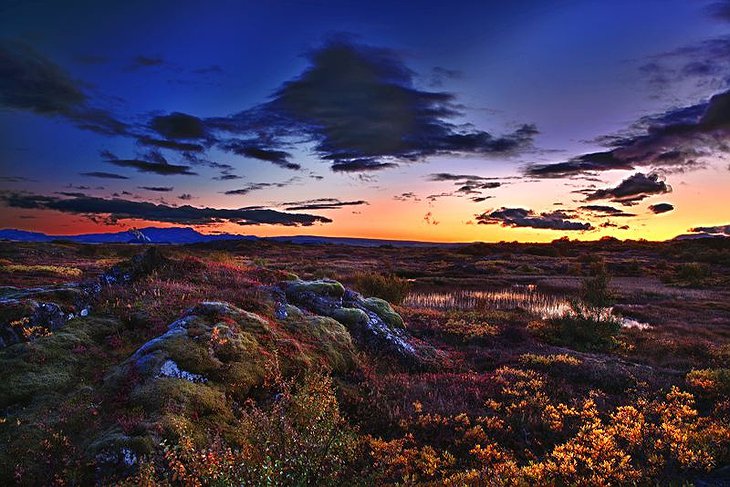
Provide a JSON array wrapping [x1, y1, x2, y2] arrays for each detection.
[[394, 192, 421, 202], [584, 172, 671, 204], [150, 112, 209, 140], [207, 38, 536, 172], [428, 173, 496, 181], [526, 151, 633, 178], [139, 186, 174, 192], [0, 176, 32, 182], [102, 150, 197, 176], [80, 171, 130, 179], [213, 174, 243, 181], [178, 193, 193, 201], [579, 205, 637, 217], [648, 202, 675, 214], [476, 207, 593, 231], [223, 179, 297, 196], [0, 191, 331, 227], [0, 40, 129, 136], [423, 212, 439, 225], [136, 136, 205, 152], [470, 196, 494, 203], [526, 89, 730, 178], [331, 159, 397, 172], [708, 1, 730, 21], [220, 141, 301, 170], [281, 198, 368, 211], [455, 181, 501, 194], [690, 224, 730, 236], [129, 55, 165, 69]]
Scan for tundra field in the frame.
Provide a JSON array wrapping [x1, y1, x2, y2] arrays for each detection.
[[1, 238, 730, 485]]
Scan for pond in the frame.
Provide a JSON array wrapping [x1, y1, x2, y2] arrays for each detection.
[[404, 285, 652, 330]]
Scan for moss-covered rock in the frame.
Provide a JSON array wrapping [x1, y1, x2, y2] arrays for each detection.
[[361, 297, 405, 329], [331, 307, 369, 327], [0, 316, 122, 408], [285, 279, 346, 298]]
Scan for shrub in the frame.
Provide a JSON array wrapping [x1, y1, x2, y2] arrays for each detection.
[[132, 372, 360, 486], [581, 261, 612, 307], [673, 263, 711, 287], [351, 271, 411, 305], [686, 368, 730, 397], [534, 301, 621, 352]]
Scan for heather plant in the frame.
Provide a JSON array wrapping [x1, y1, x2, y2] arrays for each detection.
[[131, 372, 361, 486]]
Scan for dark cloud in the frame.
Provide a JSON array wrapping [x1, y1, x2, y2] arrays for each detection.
[[526, 151, 633, 178], [129, 55, 165, 69], [423, 212, 440, 225], [281, 198, 368, 211], [584, 172, 671, 204], [331, 159, 398, 172], [0, 176, 32, 182], [139, 186, 174, 192], [690, 224, 730, 236], [220, 141, 301, 170], [476, 207, 593, 231], [0, 40, 129, 135], [223, 179, 297, 196], [207, 38, 536, 172], [455, 181, 501, 194], [0, 191, 331, 227], [80, 171, 130, 180], [429, 66, 462, 87], [579, 205, 637, 217], [428, 173, 496, 181], [150, 112, 208, 140], [394, 192, 421, 202], [178, 193, 193, 201], [192, 65, 224, 75], [708, 1, 730, 21], [213, 174, 243, 181], [470, 196, 494, 203], [102, 150, 197, 176], [648, 202, 675, 214], [137, 136, 205, 152], [526, 89, 730, 178]]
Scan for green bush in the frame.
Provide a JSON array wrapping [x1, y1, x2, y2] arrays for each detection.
[[581, 261, 613, 307], [674, 262, 711, 286], [537, 301, 621, 352], [351, 272, 411, 305]]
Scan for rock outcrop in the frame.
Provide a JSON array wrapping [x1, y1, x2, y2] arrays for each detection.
[[281, 278, 440, 368], [0, 248, 167, 349]]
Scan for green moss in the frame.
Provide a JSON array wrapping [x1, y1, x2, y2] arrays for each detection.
[[361, 297, 405, 329], [300, 316, 356, 372], [131, 378, 231, 420], [285, 279, 346, 298], [331, 307, 369, 327], [0, 316, 122, 408]]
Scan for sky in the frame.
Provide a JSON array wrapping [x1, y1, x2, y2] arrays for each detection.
[[1, 0, 730, 242]]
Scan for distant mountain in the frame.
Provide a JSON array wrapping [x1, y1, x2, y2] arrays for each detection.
[[267, 235, 465, 248], [673, 233, 729, 240], [0, 227, 466, 247], [0, 227, 253, 244]]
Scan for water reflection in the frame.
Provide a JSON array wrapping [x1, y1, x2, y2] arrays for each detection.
[[404, 285, 651, 330]]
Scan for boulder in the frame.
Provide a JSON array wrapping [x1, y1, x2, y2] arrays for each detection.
[[282, 279, 440, 369]]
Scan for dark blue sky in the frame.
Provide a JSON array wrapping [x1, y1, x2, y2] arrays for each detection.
[[1, 0, 729, 241]]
